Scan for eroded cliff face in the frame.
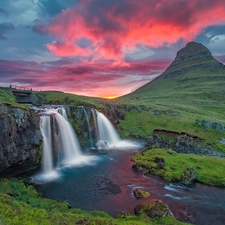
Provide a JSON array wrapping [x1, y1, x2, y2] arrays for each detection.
[[0, 105, 42, 173]]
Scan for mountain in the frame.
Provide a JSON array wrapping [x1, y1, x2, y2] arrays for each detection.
[[119, 42, 225, 105]]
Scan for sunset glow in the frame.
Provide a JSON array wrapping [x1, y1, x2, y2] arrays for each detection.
[[103, 96, 118, 100], [0, 0, 225, 97]]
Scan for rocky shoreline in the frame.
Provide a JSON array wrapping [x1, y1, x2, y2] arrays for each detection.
[[144, 129, 225, 158]]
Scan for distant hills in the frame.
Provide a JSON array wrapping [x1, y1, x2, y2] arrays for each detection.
[[119, 42, 225, 105]]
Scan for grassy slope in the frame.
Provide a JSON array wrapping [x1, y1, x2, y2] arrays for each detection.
[[117, 104, 225, 152], [132, 149, 225, 186], [0, 178, 186, 225], [119, 42, 225, 106], [0, 88, 17, 104], [36, 91, 105, 107], [117, 43, 225, 152]]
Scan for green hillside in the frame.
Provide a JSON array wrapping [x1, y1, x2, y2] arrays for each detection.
[[119, 42, 225, 106]]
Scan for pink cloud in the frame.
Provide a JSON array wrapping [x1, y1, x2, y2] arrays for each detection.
[[43, 0, 225, 59], [0, 58, 170, 97]]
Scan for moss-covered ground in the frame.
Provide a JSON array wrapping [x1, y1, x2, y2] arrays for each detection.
[[132, 148, 225, 186], [0, 178, 187, 225], [117, 103, 225, 153]]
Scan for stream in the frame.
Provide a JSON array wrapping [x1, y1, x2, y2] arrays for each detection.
[[34, 149, 225, 225]]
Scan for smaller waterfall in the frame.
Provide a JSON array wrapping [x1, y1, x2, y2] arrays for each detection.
[[58, 107, 68, 120], [96, 111, 120, 147], [91, 109, 99, 141], [80, 106, 94, 148], [94, 110, 142, 150], [40, 115, 54, 174]]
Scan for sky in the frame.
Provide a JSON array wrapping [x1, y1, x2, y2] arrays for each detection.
[[0, 0, 225, 98]]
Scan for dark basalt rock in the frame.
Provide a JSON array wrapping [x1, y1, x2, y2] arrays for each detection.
[[196, 119, 225, 132], [146, 129, 225, 158], [0, 105, 42, 173], [134, 199, 174, 218]]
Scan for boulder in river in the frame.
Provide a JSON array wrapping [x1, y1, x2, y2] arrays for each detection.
[[133, 188, 150, 198], [134, 199, 174, 218]]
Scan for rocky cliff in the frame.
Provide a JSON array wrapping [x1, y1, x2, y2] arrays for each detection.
[[0, 104, 42, 173]]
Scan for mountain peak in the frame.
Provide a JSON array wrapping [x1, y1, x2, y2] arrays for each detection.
[[168, 41, 217, 69]]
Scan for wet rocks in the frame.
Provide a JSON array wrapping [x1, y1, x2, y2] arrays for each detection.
[[133, 188, 150, 198], [181, 166, 197, 185], [134, 199, 174, 218]]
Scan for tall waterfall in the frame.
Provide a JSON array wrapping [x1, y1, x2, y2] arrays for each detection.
[[96, 111, 120, 146], [36, 107, 99, 182], [40, 115, 54, 174], [53, 111, 82, 164]]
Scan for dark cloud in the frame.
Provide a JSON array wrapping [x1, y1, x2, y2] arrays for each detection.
[[37, 0, 76, 17], [0, 22, 14, 40], [31, 19, 47, 35], [0, 8, 9, 16]]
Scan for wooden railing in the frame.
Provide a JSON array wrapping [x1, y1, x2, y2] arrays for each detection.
[[9, 85, 32, 92]]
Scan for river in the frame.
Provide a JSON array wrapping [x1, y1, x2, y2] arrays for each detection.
[[34, 149, 225, 225]]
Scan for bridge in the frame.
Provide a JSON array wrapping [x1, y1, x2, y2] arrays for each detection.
[[9, 85, 39, 104]]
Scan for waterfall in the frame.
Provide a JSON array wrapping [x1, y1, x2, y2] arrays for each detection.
[[53, 111, 82, 164], [79, 106, 94, 148], [34, 106, 99, 183], [40, 115, 54, 174], [91, 109, 99, 141], [58, 107, 68, 120], [96, 111, 120, 146]]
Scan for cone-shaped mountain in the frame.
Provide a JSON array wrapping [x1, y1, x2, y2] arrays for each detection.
[[120, 42, 225, 104]]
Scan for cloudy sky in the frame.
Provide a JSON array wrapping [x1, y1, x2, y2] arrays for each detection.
[[0, 0, 225, 98]]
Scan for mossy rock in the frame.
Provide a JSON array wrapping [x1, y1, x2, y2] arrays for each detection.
[[181, 166, 197, 185], [133, 188, 150, 198], [134, 199, 174, 218]]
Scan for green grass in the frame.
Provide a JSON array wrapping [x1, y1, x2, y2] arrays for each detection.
[[36, 91, 106, 107], [0, 88, 17, 104], [0, 178, 187, 225], [132, 148, 225, 186], [117, 103, 225, 152]]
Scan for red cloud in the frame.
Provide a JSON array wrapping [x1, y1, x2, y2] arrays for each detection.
[[44, 0, 225, 59]]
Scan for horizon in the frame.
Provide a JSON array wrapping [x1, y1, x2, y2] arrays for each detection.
[[0, 0, 225, 98]]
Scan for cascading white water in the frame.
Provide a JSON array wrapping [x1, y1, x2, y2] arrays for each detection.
[[40, 115, 54, 174], [80, 106, 94, 148], [91, 109, 99, 140], [34, 107, 99, 183], [53, 111, 82, 164], [96, 111, 120, 146], [58, 107, 68, 120]]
